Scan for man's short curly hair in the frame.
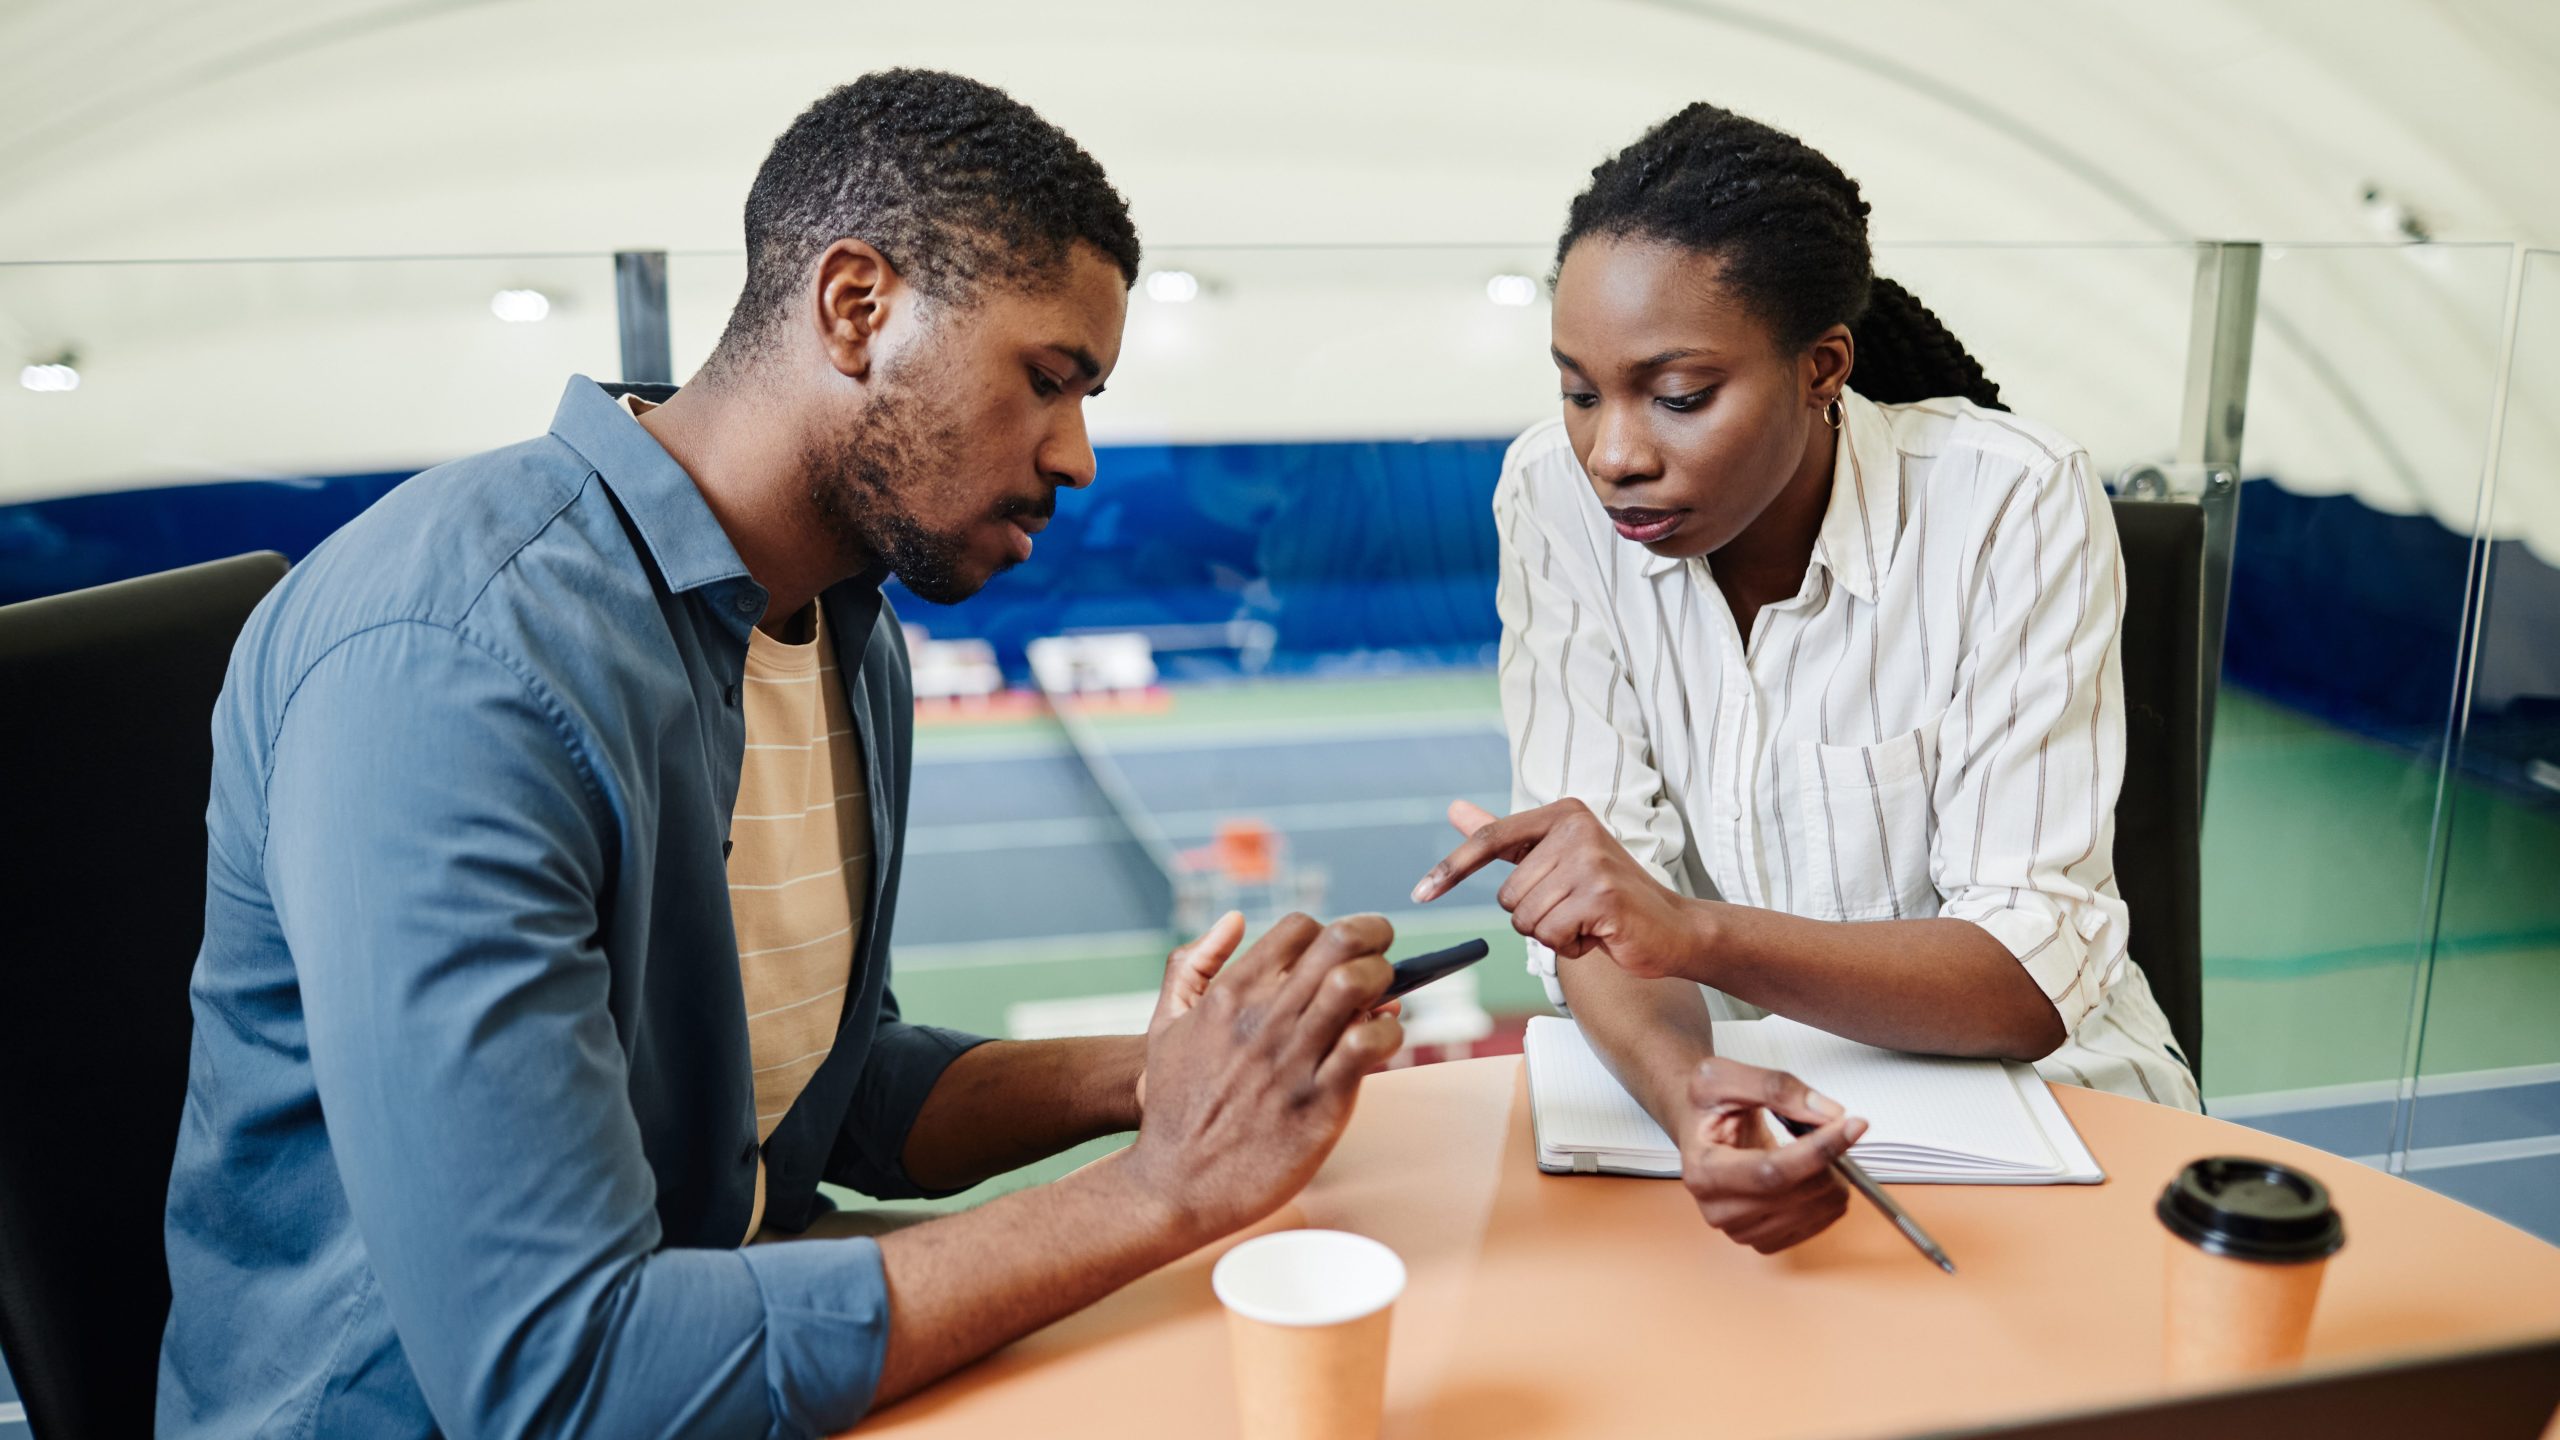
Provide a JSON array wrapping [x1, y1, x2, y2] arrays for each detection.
[[717, 69, 1141, 360]]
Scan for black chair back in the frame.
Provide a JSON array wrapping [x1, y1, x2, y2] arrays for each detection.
[[2107, 500, 2207, 1083], [0, 552, 288, 1440]]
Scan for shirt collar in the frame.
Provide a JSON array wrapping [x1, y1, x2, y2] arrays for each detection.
[[1639, 386, 1902, 602], [550, 377, 892, 650], [546, 374, 755, 596]]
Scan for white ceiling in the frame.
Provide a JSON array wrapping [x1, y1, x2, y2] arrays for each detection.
[[0, 0, 2554, 558], [4, 0, 2557, 257]]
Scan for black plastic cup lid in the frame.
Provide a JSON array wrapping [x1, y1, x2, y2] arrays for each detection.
[[2157, 1156, 2346, 1263]]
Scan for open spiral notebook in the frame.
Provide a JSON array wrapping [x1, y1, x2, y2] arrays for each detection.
[[1524, 1014, 2104, 1184]]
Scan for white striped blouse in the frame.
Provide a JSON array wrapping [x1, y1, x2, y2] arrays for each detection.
[[1495, 387, 2200, 1110]]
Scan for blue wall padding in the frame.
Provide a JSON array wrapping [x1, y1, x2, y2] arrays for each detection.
[[0, 470, 411, 607], [2220, 478, 2473, 749], [2, 445, 2552, 798]]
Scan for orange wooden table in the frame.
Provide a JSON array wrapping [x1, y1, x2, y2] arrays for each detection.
[[860, 1057, 2560, 1438]]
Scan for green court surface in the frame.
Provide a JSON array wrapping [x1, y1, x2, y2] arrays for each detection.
[[849, 673, 2560, 1216], [2200, 694, 2560, 1094]]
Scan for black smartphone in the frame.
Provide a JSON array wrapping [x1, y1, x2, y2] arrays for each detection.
[[1381, 938, 1491, 1002]]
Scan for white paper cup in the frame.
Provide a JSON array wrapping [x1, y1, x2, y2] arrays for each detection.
[[1212, 1229, 1406, 1440]]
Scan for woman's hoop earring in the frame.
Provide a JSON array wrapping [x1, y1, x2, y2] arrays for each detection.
[[1822, 397, 1845, 431]]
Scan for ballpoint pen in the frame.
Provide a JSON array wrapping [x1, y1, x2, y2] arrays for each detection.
[[1776, 1113, 1958, 1274]]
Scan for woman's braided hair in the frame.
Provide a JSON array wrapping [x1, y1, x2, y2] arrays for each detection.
[[1558, 103, 2005, 411]]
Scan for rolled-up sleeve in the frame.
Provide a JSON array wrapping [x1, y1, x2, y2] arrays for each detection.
[[271, 620, 888, 1439], [1929, 452, 2131, 1035], [824, 987, 989, 1200], [1494, 435, 1693, 1006]]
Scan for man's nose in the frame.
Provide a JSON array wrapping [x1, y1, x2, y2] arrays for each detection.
[[1043, 404, 1097, 490]]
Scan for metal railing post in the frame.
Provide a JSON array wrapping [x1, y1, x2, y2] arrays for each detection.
[[2176, 241, 2260, 787], [613, 250, 673, 386]]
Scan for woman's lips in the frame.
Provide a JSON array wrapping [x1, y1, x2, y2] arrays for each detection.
[[1608, 507, 1684, 544]]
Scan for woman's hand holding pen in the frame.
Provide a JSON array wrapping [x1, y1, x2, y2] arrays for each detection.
[[1413, 798, 1704, 980], [1681, 1057, 1866, 1252]]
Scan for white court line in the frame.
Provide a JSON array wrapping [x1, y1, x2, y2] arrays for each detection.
[[896, 926, 1173, 971], [2207, 1077, 2405, 1119], [2413, 1060, 2560, 1098], [897, 905, 1516, 971], [2327, 1135, 2560, 1174], [2209, 1060, 2560, 1120], [916, 712, 1504, 766], [903, 793, 1505, 856], [2400, 1133, 2560, 1172]]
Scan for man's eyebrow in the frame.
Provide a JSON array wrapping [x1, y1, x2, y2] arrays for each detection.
[[1046, 344, 1103, 382], [1550, 346, 1585, 371]]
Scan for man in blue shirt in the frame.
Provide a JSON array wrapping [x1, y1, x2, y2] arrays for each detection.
[[159, 70, 1404, 1438]]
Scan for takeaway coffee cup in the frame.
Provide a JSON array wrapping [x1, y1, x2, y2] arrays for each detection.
[[1211, 1229, 1405, 1440], [2156, 1156, 2346, 1381]]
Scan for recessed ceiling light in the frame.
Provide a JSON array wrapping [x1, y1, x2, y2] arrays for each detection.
[[19, 361, 78, 393], [491, 288, 551, 323], [1143, 269, 1200, 304]]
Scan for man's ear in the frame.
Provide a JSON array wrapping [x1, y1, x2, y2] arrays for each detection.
[[812, 239, 900, 381]]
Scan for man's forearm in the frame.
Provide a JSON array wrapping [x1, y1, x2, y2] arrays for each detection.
[[900, 1036, 1146, 1193], [1681, 903, 2065, 1061], [1554, 951, 1717, 1135], [871, 1147, 1209, 1408]]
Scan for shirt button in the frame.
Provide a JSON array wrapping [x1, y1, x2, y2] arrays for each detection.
[[722, 839, 734, 859], [733, 594, 757, 616], [740, 1140, 758, 1164], [724, 682, 739, 707]]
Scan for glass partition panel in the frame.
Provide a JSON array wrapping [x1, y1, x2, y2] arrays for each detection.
[[1876, 241, 2198, 480], [0, 241, 2512, 1213], [2405, 247, 2560, 1242], [0, 253, 623, 602], [2187, 242, 2512, 1159]]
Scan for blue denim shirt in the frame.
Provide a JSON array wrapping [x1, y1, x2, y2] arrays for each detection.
[[158, 377, 987, 1438]]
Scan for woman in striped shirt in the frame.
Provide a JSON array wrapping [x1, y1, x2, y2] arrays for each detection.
[[1413, 103, 2199, 1254]]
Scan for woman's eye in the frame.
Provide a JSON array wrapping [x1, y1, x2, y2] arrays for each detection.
[[1561, 391, 1598, 409], [1657, 387, 1714, 413]]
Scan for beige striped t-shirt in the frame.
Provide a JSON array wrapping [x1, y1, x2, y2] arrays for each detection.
[[729, 604, 870, 1239], [621, 393, 875, 1236]]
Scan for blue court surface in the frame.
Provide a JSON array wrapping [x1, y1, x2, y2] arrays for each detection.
[[901, 716, 1515, 952]]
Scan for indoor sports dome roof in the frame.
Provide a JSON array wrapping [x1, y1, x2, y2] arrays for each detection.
[[0, 0, 2555, 564]]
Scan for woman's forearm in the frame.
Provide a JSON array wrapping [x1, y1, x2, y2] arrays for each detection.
[[1553, 950, 1719, 1134], [1680, 903, 2065, 1061]]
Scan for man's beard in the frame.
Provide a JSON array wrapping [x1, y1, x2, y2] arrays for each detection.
[[803, 363, 995, 606]]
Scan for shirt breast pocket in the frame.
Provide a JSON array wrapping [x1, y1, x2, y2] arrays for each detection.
[[1791, 710, 1942, 922]]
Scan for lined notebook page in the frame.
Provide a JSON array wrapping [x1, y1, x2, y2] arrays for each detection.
[[1523, 1017, 1678, 1167], [1525, 1015, 2094, 1182], [1712, 1018, 2055, 1171]]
